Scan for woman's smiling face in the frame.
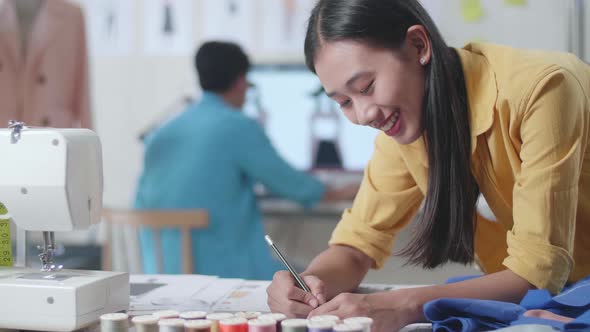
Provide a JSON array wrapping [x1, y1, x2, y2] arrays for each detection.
[[313, 35, 428, 144]]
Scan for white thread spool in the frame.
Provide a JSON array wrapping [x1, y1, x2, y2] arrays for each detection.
[[100, 313, 128, 332], [343, 317, 373, 332], [158, 318, 185, 332], [132, 315, 159, 332], [258, 313, 287, 332], [333, 323, 363, 332], [307, 320, 335, 332], [281, 319, 308, 332], [310, 315, 340, 323]]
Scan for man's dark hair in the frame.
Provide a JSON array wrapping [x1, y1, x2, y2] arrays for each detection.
[[195, 41, 250, 92]]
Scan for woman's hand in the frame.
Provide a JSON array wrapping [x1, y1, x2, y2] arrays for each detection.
[[308, 291, 422, 332], [266, 270, 328, 318], [524, 310, 574, 323]]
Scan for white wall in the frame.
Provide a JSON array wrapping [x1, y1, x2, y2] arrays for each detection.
[[79, 0, 588, 209]]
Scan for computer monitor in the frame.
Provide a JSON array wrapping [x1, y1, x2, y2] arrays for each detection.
[[245, 64, 376, 172]]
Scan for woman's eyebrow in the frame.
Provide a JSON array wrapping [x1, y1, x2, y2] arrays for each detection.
[[325, 71, 372, 97]]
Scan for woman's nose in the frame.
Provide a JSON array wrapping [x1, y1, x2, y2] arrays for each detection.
[[355, 100, 379, 126]]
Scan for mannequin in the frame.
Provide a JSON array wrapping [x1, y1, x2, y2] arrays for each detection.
[[0, 0, 92, 128], [13, 0, 43, 58]]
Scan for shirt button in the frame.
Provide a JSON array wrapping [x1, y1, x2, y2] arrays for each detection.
[[38, 74, 46, 85]]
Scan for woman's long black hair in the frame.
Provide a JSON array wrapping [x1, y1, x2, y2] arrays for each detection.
[[305, 0, 480, 268]]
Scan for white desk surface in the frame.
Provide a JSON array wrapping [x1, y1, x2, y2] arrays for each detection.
[[127, 275, 558, 332], [128, 274, 431, 331]]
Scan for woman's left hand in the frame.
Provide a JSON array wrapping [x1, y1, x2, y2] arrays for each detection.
[[308, 291, 422, 332]]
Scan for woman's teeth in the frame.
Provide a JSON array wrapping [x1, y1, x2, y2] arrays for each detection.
[[380, 111, 400, 131]]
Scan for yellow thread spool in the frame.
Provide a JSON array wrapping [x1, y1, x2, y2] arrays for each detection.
[[0, 202, 13, 267]]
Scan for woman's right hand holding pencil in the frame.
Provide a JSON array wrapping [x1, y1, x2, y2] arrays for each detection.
[[266, 270, 328, 318]]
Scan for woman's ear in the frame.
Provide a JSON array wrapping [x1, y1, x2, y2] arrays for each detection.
[[406, 25, 431, 66]]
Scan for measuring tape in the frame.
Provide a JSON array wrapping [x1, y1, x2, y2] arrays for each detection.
[[0, 202, 13, 267]]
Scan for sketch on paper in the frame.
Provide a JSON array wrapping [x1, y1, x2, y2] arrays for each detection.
[[201, 0, 257, 53], [82, 0, 134, 56], [143, 0, 194, 55], [260, 0, 316, 55]]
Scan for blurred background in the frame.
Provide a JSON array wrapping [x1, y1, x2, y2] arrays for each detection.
[[4, 0, 589, 284]]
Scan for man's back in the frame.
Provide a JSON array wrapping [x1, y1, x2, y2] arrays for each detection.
[[134, 92, 324, 279]]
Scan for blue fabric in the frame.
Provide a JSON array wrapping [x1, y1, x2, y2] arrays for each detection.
[[423, 275, 590, 332], [134, 92, 325, 279]]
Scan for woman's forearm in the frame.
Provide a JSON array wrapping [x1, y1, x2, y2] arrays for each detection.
[[368, 269, 535, 323], [303, 245, 373, 299]]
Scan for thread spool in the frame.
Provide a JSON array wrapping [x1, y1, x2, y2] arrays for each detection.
[[132, 315, 159, 332], [100, 313, 128, 332], [342, 317, 372, 332], [307, 320, 334, 332], [180, 311, 208, 320], [235, 311, 262, 320], [281, 319, 308, 332], [248, 318, 277, 332], [185, 319, 213, 332], [206, 312, 234, 332], [332, 323, 363, 332], [158, 318, 185, 332], [153, 310, 180, 319], [258, 313, 286, 332], [219, 317, 248, 332], [310, 315, 340, 323]]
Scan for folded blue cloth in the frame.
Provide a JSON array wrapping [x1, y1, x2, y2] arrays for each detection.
[[423, 275, 590, 332]]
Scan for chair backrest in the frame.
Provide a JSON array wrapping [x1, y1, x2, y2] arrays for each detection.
[[101, 208, 208, 274]]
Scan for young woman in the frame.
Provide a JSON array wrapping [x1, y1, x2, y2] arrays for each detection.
[[266, 0, 590, 331]]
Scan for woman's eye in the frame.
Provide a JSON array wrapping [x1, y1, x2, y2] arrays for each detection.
[[339, 100, 351, 109], [360, 80, 374, 95]]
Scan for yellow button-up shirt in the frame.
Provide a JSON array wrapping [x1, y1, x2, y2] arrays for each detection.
[[330, 43, 590, 294]]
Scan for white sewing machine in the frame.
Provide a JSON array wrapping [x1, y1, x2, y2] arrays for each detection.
[[0, 122, 129, 331]]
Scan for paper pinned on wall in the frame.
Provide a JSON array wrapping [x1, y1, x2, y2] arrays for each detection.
[[143, 0, 194, 56], [461, 0, 485, 23], [82, 0, 134, 56], [201, 0, 257, 54], [259, 0, 316, 56], [504, 0, 527, 6]]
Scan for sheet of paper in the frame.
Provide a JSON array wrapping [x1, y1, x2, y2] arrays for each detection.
[[259, 0, 316, 55], [128, 274, 219, 315], [196, 278, 247, 310], [143, 0, 194, 55], [81, 0, 134, 56], [211, 280, 271, 313], [201, 0, 257, 54]]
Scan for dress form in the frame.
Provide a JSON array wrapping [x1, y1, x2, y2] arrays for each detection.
[[13, 0, 43, 57]]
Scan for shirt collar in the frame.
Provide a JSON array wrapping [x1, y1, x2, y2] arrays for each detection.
[[457, 43, 498, 154], [199, 91, 242, 112]]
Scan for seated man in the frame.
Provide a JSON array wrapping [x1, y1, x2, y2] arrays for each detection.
[[134, 41, 355, 279]]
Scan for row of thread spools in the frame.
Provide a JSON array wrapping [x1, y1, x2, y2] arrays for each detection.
[[100, 310, 373, 332]]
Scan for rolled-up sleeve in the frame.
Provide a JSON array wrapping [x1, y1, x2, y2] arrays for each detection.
[[504, 69, 586, 294], [329, 133, 424, 268]]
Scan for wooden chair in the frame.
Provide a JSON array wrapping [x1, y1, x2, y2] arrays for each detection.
[[101, 208, 208, 274]]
